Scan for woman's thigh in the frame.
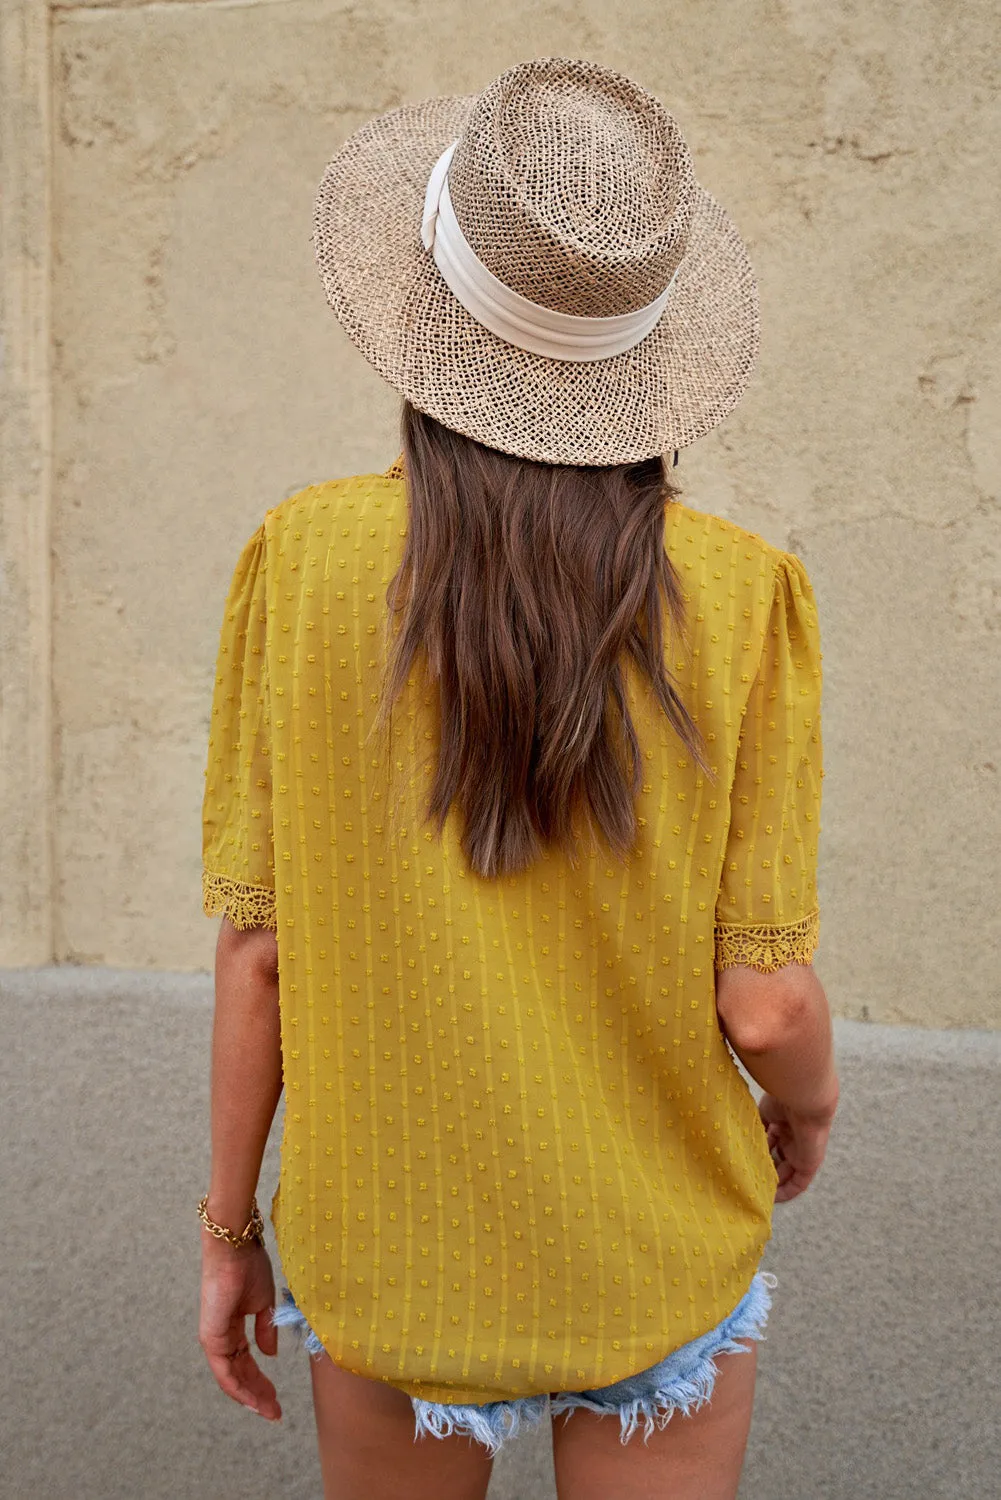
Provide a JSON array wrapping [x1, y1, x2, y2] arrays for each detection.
[[309, 1352, 494, 1500], [550, 1342, 758, 1500]]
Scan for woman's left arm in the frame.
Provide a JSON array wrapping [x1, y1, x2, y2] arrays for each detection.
[[198, 918, 284, 1422]]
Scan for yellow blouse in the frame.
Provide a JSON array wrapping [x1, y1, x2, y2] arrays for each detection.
[[202, 461, 823, 1404]]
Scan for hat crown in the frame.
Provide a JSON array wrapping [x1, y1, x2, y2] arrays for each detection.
[[446, 58, 697, 320]]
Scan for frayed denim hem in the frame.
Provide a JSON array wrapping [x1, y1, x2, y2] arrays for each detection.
[[549, 1270, 778, 1445], [411, 1393, 550, 1458], [270, 1286, 328, 1358], [272, 1270, 777, 1455]]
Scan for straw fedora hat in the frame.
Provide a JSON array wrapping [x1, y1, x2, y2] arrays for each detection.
[[312, 56, 759, 467]]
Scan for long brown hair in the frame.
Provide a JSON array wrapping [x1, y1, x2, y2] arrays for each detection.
[[378, 401, 713, 879]]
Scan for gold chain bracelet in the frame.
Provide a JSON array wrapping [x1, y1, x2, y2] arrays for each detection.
[[197, 1194, 265, 1250]]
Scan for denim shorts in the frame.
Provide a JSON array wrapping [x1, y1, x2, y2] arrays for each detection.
[[271, 1269, 777, 1456]]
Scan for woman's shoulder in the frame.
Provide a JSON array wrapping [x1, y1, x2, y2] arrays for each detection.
[[667, 500, 819, 656], [666, 498, 790, 570], [259, 460, 406, 542], [665, 500, 817, 636]]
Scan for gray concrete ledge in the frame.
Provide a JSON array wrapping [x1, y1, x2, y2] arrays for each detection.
[[3, 967, 998, 1499]]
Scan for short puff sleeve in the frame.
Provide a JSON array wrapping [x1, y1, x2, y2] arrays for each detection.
[[201, 525, 277, 932], [714, 551, 823, 973]]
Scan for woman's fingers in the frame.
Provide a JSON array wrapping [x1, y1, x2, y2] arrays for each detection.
[[201, 1322, 283, 1420], [255, 1305, 279, 1358], [775, 1167, 812, 1203], [199, 1239, 283, 1417], [763, 1106, 830, 1203], [207, 1346, 282, 1420]]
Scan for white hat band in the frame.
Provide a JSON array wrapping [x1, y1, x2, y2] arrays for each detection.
[[421, 142, 679, 364]]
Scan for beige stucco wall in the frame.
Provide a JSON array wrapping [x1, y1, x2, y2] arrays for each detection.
[[2, 0, 998, 1023]]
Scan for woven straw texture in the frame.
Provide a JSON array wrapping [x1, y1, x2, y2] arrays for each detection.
[[312, 58, 760, 466]]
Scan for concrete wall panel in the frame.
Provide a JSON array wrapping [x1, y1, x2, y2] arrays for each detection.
[[6, 0, 993, 1023], [0, 0, 53, 964]]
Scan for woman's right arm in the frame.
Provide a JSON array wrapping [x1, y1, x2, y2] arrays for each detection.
[[716, 963, 839, 1202]]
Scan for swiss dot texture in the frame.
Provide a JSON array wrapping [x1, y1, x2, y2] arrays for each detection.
[[202, 462, 823, 1405]]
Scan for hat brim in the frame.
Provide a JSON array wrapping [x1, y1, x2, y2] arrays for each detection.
[[313, 94, 760, 466]]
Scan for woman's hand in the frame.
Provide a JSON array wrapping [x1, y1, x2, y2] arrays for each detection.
[[758, 1091, 837, 1204], [199, 1233, 283, 1421]]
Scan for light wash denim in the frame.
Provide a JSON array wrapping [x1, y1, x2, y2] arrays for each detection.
[[271, 1269, 777, 1457]]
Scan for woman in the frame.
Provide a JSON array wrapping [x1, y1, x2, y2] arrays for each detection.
[[197, 57, 838, 1500]]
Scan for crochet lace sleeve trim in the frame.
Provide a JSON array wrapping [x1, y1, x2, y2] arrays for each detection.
[[202, 870, 278, 933], [714, 908, 820, 973]]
